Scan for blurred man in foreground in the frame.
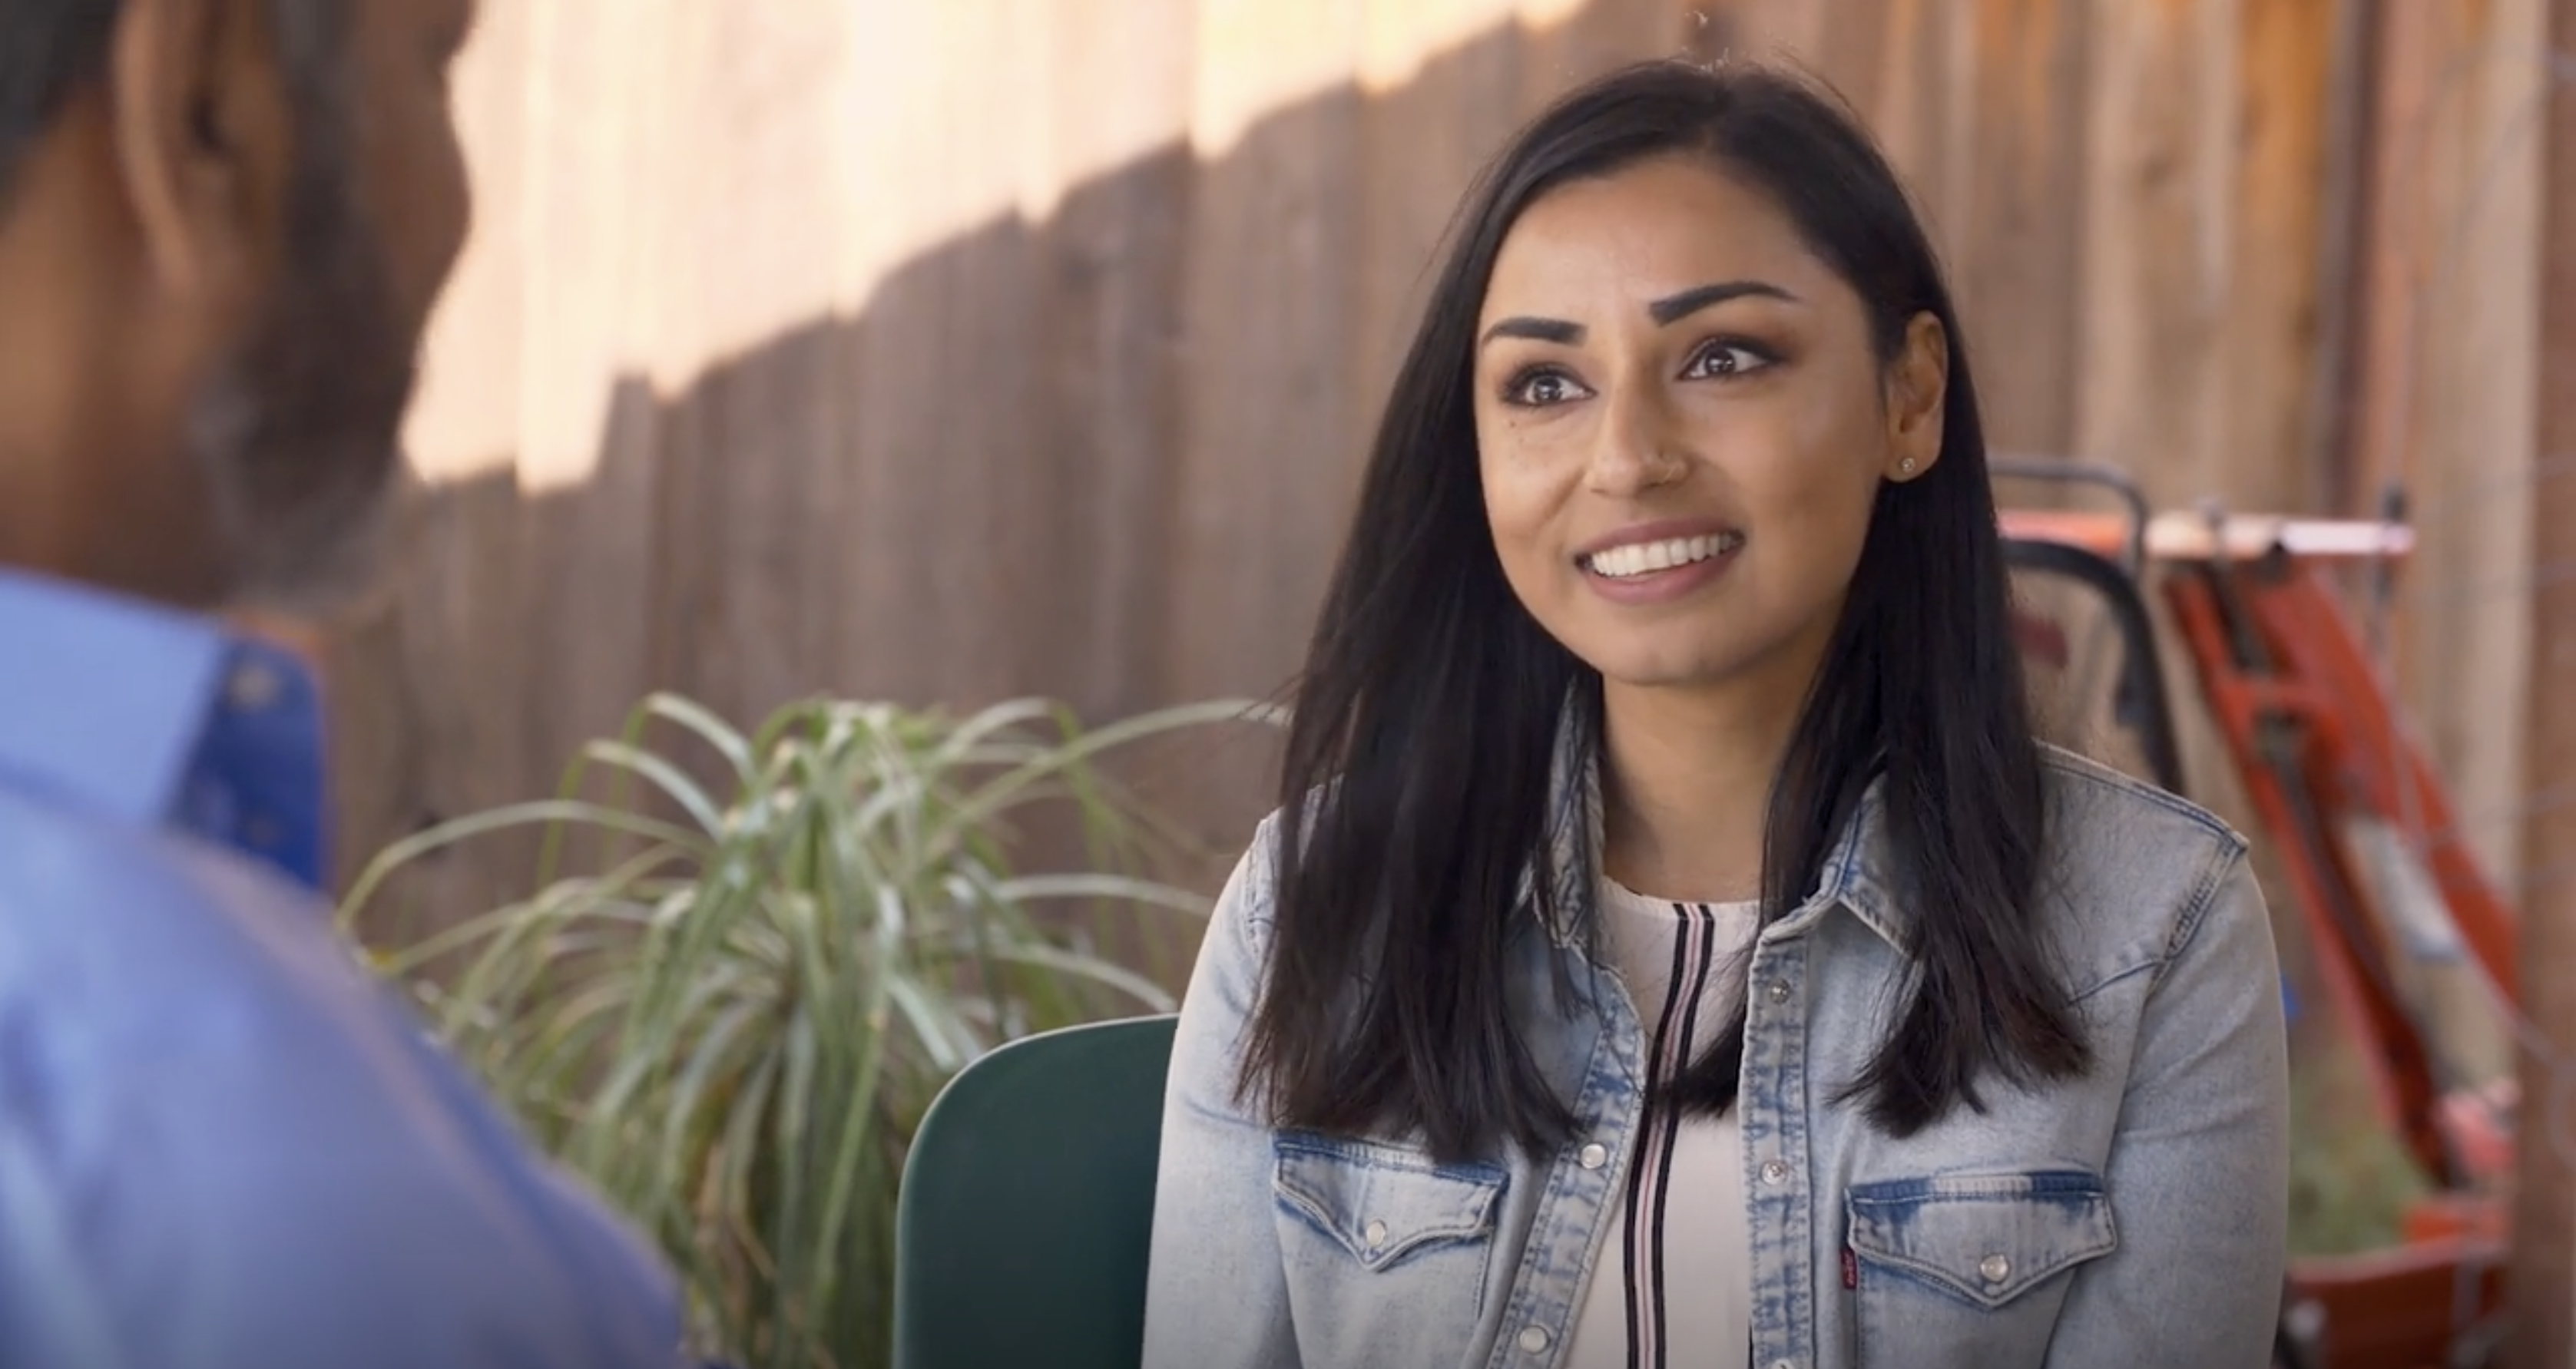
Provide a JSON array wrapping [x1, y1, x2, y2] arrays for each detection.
[[0, 1, 689, 1364]]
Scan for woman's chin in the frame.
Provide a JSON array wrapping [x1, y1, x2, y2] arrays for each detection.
[[1585, 652, 1747, 695]]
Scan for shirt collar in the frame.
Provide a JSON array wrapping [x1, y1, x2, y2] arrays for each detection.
[[1534, 688, 1903, 951], [0, 568, 329, 889]]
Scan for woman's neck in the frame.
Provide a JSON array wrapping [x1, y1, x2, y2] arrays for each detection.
[[1598, 677, 1806, 905]]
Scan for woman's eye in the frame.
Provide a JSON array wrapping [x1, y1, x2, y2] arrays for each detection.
[[1684, 340, 1775, 379], [1505, 370, 1590, 407]]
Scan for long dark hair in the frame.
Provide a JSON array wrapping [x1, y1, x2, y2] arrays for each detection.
[[1239, 59, 2091, 1163]]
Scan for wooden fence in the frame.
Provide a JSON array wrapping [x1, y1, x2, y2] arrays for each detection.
[[333, 0, 2541, 920]]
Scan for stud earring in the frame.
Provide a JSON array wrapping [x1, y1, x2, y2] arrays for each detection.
[[1898, 458, 1917, 477]]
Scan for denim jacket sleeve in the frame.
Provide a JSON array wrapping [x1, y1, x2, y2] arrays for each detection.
[[2052, 843, 2290, 1367], [1142, 819, 1301, 1369]]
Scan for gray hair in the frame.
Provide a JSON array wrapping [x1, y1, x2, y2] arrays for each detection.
[[0, 0, 120, 197]]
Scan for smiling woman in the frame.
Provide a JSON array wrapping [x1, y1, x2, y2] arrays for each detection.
[[1139, 59, 2292, 1369]]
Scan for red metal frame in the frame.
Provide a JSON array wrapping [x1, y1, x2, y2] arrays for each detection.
[[2161, 554, 2519, 1179], [1998, 504, 2515, 1369]]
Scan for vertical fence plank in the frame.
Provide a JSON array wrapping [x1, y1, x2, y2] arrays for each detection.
[[2514, 1, 2576, 1358]]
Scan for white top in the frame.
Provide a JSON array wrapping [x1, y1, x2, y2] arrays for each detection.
[[1563, 879, 1763, 1369]]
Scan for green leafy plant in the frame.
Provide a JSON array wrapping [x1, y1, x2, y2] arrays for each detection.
[[339, 692, 1265, 1369], [2286, 1035, 2434, 1258]]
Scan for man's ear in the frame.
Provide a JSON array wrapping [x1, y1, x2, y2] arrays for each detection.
[[1884, 311, 1948, 481], [106, 0, 288, 302]]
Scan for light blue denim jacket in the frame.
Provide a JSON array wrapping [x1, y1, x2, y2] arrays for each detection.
[[1143, 728, 2290, 1369]]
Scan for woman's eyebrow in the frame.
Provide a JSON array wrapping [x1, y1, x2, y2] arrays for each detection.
[[1479, 316, 1584, 348], [1479, 279, 1801, 349], [1648, 279, 1799, 324]]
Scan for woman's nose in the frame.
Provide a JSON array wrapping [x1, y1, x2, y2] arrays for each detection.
[[1585, 386, 1687, 493]]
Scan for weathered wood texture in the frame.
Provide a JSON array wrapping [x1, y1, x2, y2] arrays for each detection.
[[333, 0, 2538, 961], [2515, 0, 2576, 1359], [2358, 0, 2546, 897]]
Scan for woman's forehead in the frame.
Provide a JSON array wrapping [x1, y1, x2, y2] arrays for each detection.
[[1482, 160, 1833, 320]]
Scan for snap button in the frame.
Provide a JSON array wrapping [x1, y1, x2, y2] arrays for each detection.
[[1363, 1219, 1388, 1249], [227, 663, 282, 713], [1979, 1253, 2012, 1283], [1760, 1159, 1791, 1185], [1578, 1142, 1609, 1170], [1766, 980, 1792, 1005], [1518, 1324, 1552, 1353]]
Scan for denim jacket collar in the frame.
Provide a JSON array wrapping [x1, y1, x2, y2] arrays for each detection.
[[1531, 690, 1907, 954]]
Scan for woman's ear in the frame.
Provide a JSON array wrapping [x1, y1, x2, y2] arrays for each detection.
[[1883, 311, 1948, 481]]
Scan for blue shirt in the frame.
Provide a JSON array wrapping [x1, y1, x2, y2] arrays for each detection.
[[0, 569, 689, 1369]]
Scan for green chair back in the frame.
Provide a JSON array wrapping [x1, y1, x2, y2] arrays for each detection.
[[892, 1014, 1178, 1369]]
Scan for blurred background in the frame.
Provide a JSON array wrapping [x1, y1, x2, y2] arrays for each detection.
[[294, 2, 2576, 1365]]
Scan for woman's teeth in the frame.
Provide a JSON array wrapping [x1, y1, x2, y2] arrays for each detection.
[[1583, 532, 1743, 579]]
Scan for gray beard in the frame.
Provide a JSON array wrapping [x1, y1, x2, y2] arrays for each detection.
[[186, 143, 417, 618], [187, 352, 410, 619]]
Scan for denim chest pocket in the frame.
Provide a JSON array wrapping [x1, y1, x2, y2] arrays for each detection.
[[1273, 1134, 1505, 1268], [1844, 1169, 2117, 1369], [1269, 1134, 1508, 1362]]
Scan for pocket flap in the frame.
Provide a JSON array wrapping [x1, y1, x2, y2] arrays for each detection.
[[1272, 1134, 1506, 1271], [1844, 1168, 2117, 1309]]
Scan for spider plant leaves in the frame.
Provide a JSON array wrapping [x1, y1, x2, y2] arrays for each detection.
[[339, 692, 1272, 1369]]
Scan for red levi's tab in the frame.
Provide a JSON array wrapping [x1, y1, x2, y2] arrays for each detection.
[[1841, 1245, 1859, 1289]]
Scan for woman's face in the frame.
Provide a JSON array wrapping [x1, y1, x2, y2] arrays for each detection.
[[1473, 154, 1947, 700]]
